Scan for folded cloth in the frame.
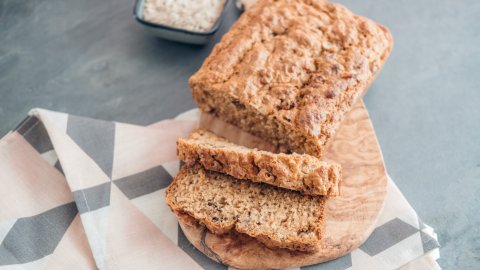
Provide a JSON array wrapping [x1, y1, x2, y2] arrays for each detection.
[[0, 108, 440, 270]]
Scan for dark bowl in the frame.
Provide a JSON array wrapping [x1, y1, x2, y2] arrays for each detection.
[[133, 0, 229, 45]]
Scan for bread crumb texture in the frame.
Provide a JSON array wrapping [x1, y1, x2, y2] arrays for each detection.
[[166, 165, 326, 252]]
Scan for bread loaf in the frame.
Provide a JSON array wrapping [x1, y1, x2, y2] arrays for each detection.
[[189, 0, 393, 157]]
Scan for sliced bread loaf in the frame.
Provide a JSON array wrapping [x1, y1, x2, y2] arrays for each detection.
[[177, 129, 341, 196], [165, 165, 326, 252]]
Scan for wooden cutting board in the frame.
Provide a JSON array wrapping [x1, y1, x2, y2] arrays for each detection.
[[179, 100, 388, 270]]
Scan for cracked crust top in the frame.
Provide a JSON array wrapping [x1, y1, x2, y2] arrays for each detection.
[[189, 0, 393, 156]]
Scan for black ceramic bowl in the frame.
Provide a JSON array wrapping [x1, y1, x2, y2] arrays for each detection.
[[134, 0, 229, 45]]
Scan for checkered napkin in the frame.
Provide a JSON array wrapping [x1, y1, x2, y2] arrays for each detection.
[[0, 108, 439, 270]]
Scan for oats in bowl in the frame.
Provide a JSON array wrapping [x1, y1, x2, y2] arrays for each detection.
[[143, 0, 226, 33]]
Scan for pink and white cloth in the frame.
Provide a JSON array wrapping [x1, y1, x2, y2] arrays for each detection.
[[0, 108, 440, 269]]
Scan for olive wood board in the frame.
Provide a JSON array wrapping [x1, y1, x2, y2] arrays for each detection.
[[176, 100, 388, 269]]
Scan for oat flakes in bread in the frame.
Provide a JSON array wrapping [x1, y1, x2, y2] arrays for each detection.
[[165, 165, 327, 252]]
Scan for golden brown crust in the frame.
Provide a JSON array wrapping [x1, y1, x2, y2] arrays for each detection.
[[189, 0, 393, 157], [165, 165, 327, 252], [177, 129, 341, 196]]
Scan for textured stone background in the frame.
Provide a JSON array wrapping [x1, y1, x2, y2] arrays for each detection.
[[1, 0, 479, 268]]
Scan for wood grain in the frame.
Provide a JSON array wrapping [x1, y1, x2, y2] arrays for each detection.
[[179, 100, 388, 269]]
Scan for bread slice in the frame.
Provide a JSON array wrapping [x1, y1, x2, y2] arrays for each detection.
[[165, 165, 326, 252], [177, 129, 341, 196]]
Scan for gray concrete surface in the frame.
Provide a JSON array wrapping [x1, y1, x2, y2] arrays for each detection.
[[1, 0, 479, 268]]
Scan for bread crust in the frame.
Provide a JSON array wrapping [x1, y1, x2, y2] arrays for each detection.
[[177, 129, 341, 196], [189, 0, 393, 157]]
